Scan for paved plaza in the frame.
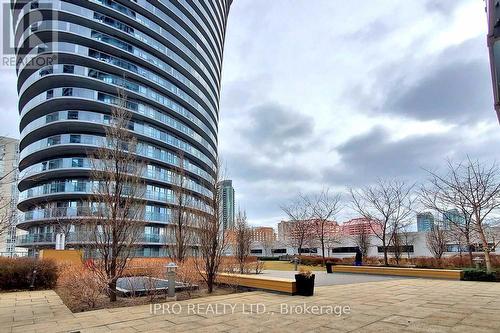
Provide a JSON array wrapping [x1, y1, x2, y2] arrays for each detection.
[[262, 270, 414, 286], [1, 279, 500, 333]]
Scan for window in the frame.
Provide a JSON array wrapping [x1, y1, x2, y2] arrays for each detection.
[[67, 111, 78, 120], [62, 88, 73, 96], [69, 135, 81, 143], [47, 136, 60, 146], [331, 247, 359, 253], [30, 1, 39, 9], [46, 113, 59, 122], [272, 248, 286, 254], [71, 158, 83, 168], [377, 246, 414, 253], [46, 90, 54, 99], [39, 66, 53, 76], [63, 65, 74, 74], [250, 249, 263, 254], [299, 248, 317, 254]]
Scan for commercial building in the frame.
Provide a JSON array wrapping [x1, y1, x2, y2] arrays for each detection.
[[0, 137, 26, 257], [12, 0, 233, 256], [341, 218, 382, 236], [442, 209, 465, 230], [251, 227, 276, 243], [277, 219, 340, 245], [220, 179, 235, 230], [417, 212, 435, 232]]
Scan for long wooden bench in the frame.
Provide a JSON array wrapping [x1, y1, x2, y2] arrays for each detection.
[[217, 273, 296, 294], [332, 265, 463, 280]]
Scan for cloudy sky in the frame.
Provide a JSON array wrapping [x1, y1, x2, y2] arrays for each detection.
[[1, 0, 499, 227], [218, 0, 500, 226]]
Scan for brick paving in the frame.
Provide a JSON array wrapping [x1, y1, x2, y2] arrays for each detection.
[[1, 279, 500, 332]]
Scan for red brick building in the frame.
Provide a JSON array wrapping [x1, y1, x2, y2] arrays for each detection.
[[341, 218, 382, 236]]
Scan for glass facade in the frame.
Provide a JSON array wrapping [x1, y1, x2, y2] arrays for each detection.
[[12, 0, 233, 255]]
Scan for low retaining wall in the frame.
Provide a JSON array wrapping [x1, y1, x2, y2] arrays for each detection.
[[332, 265, 463, 280], [217, 273, 296, 294]]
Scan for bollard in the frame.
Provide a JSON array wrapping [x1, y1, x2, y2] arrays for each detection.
[[165, 262, 178, 298]]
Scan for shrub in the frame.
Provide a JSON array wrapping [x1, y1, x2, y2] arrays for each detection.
[[256, 256, 280, 261], [0, 257, 58, 290], [298, 256, 325, 266], [57, 265, 106, 309], [462, 268, 498, 282]]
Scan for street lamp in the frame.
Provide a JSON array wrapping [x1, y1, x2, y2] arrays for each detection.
[[165, 262, 178, 298]]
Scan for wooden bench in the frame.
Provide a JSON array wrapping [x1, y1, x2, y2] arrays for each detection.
[[217, 273, 296, 294], [332, 265, 463, 280]]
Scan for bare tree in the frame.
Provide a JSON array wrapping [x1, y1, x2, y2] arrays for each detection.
[[426, 222, 448, 259], [352, 227, 370, 258], [234, 209, 251, 274], [169, 152, 194, 262], [281, 197, 314, 255], [422, 158, 500, 273], [400, 225, 416, 260], [0, 196, 16, 239], [260, 237, 275, 257], [195, 160, 227, 293], [350, 179, 416, 266], [305, 189, 342, 264], [87, 91, 146, 302], [0, 158, 18, 238], [420, 182, 474, 266]]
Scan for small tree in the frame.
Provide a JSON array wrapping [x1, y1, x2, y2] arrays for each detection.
[[87, 91, 146, 302], [353, 227, 370, 258], [350, 179, 415, 266], [281, 197, 314, 255], [0, 164, 18, 239], [426, 222, 448, 259], [305, 189, 342, 264], [169, 152, 194, 262], [234, 209, 251, 274], [196, 160, 227, 293]]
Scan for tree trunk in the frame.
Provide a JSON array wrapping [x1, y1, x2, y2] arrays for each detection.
[[465, 234, 473, 267], [478, 232, 493, 273], [109, 280, 117, 302], [207, 273, 214, 293]]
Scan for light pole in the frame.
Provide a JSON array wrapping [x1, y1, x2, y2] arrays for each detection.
[[165, 262, 178, 298]]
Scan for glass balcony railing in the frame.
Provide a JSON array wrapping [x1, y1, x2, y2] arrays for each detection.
[[21, 109, 216, 159], [19, 156, 212, 198], [21, 206, 171, 224], [17, 231, 179, 245], [20, 133, 214, 183]]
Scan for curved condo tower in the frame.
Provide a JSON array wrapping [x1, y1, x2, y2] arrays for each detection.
[[12, 0, 232, 256]]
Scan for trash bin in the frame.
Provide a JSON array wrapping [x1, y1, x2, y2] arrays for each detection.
[[325, 262, 334, 273]]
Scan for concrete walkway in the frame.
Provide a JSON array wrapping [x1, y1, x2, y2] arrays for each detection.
[[1, 279, 500, 332], [262, 270, 414, 286]]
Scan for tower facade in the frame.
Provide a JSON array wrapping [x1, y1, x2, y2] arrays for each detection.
[[220, 179, 235, 229], [12, 0, 232, 256]]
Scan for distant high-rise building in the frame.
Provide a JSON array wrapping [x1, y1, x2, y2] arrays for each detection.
[[220, 180, 235, 229], [443, 209, 465, 229], [0, 137, 25, 257], [417, 212, 435, 232]]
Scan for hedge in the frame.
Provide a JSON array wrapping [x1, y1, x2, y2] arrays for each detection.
[[462, 268, 498, 282], [0, 257, 58, 290]]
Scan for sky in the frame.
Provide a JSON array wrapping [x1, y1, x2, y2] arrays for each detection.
[[1, 0, 499, 228]]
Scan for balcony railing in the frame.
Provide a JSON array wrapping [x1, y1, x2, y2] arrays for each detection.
[[17, 232, 182, 245]]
